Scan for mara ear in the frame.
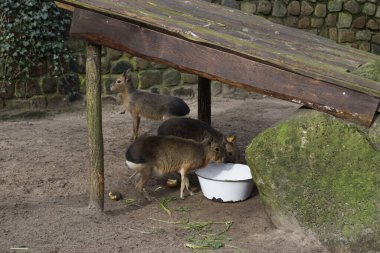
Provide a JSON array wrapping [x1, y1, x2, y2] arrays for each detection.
[[226, 135, 236, 143], [123, 68, 132, 79]]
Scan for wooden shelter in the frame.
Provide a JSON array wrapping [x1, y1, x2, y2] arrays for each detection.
[[55, 0, 380, 211]]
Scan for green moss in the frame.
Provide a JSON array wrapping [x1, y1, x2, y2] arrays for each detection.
[[246, 109, 380, 252], [353, 60, 380, 83], [369, 116, 380, 151]]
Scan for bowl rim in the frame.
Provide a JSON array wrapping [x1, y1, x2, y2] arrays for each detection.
[[195, 163, 253, 182], [195, 171, 253, 183]]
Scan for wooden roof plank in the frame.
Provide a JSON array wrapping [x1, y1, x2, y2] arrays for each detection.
[[56, 0, 380, 98], [56, 0, 378, 63], [134, 7, 361, 71], [70, 9, 380, 126], [155, 0, 377, 61], [137, 0, 374, 65]]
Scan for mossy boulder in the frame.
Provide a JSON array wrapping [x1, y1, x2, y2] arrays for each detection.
[[246, 109, 380, 252]]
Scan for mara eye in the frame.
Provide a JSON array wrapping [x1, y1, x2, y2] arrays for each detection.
[[228, 152, 233, 156], [215, 147, 220, 152], [117, 80, 121, 83]]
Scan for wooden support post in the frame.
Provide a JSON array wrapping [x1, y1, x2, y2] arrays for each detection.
[[198, 76, 211, 124], [85, 43, 104, 211]]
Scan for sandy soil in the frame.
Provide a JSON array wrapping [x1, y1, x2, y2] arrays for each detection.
[[0, 97, 330, 253]]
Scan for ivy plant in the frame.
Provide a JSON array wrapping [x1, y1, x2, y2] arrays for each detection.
[[0, 0, 71, 89]]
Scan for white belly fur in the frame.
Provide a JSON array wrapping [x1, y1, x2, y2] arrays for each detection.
[[126, 160, 145, 171], [126, 160, 161, 175]]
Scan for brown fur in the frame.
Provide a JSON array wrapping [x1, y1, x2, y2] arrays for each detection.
[[125, 135, 224, 200], [110, 69, 190, 140], [157, 117, 240, 163]]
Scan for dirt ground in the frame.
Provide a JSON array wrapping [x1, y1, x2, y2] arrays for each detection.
[[0, 96, 330, 253]]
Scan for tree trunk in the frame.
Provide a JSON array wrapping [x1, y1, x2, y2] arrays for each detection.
[[85, 43, 104, 211], [198, 76, 211, 124]]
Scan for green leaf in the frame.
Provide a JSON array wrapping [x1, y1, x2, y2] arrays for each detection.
[[1, 0, 71, 83]]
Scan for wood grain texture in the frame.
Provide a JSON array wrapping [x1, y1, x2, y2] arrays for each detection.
[[86, 43, 104, 211], [70, 9, 379, 126], [55, 0, 380, 98]]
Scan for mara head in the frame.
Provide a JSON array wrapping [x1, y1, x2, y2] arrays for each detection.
[[110, 68, 133, 93], [202, 134, 225, 163], [223, 135, 239, 163]]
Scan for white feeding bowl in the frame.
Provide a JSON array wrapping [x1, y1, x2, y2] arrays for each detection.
[[195, 163, 254, 202]]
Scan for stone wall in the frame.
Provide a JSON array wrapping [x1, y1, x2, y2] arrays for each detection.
[[1, 0, 379, 110], [235, 0, 380, 53]]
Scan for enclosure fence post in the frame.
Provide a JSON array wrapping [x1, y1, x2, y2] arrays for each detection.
[[198, 76, 211, 125], [85, 43, 104, 211]]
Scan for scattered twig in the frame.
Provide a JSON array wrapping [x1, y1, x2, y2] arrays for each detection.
[[147, 217, 186, 225], [184, 220, 233, 236], [150, 216, 235, 252], [127, 227, 153, 234], [184, 239, 224, 251], [154, 186, 164, 192], [9, 247, 29, 251], [184, 243, 209, 253], [159, 196, 177, 216], [225, 244, 247, 252], [124, 198, 141, 207], [151, 198, 239, 252]]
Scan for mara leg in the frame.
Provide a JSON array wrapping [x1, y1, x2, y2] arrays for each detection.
[[136, 166, 153, 201], [119, 103, 128, 114], [179, 169, 186, 199], [184, 175, 193, 196], [128, 171, 140, 184], [179, 168, 192, 199], [125, 160, 141, 184], [131, 114, 141, 140]]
